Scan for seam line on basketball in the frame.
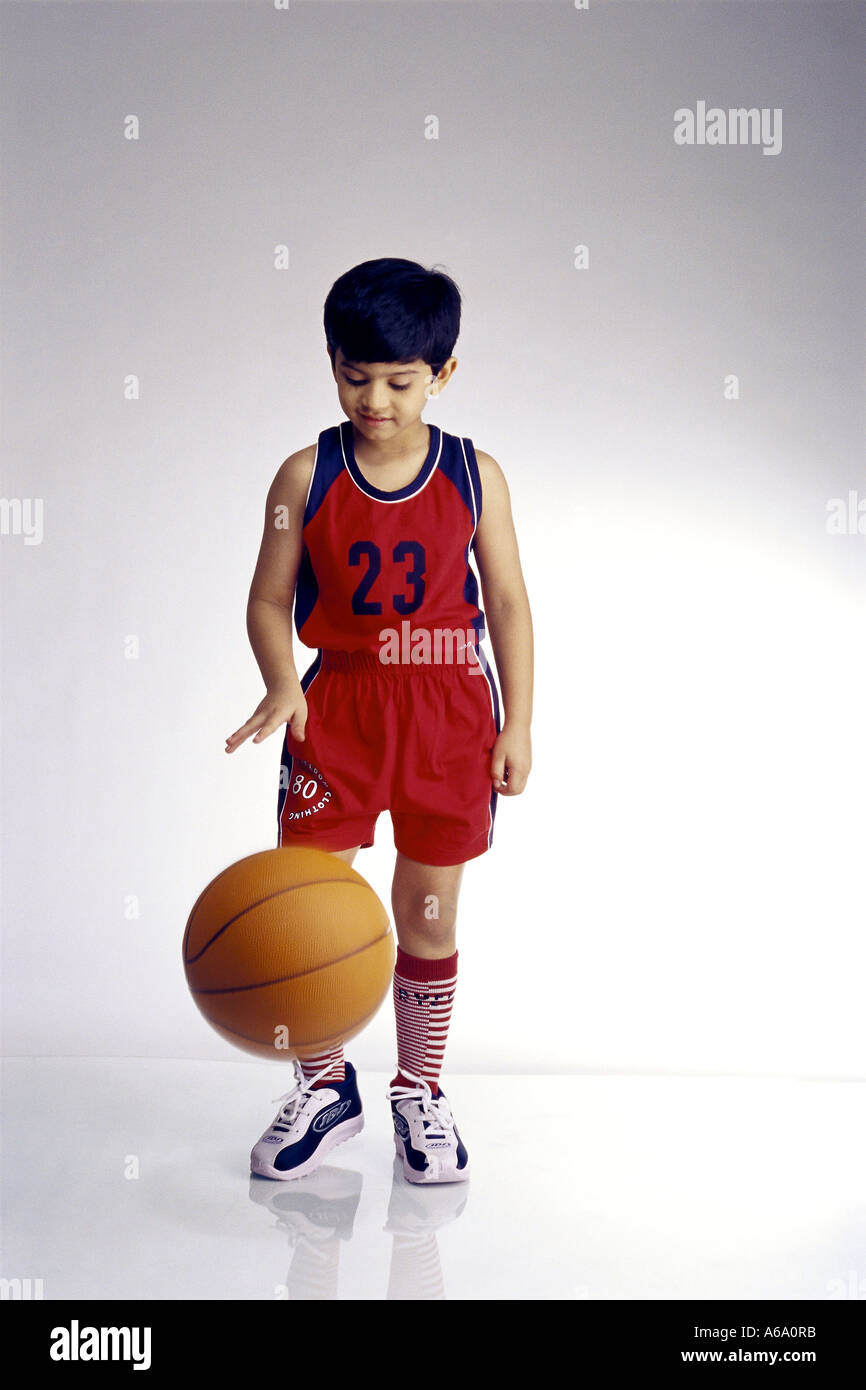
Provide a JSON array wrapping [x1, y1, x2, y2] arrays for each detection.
[[184, 877, 383, 964], [190, 927, 393, 992]]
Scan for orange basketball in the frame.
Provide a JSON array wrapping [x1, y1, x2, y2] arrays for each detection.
[[182, 847, 394, 1061]]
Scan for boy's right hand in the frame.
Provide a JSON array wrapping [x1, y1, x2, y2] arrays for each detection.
[[225, 680, 308, 753]]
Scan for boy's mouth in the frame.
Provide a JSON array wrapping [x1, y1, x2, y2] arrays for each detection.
[[360, 413, 391, 424]]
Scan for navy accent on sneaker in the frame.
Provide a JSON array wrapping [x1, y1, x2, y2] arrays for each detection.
[[273, 1061, 362, 1173], [391, 1084, 469, 1174]]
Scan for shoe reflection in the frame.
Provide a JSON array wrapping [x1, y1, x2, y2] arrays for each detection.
[[384, 1153, 470, 1301], [248, 1153, 470, 1300], [249, 1166, 363, 1300]]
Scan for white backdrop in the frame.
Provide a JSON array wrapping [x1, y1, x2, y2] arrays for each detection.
[[2, 0, 863, 1078]]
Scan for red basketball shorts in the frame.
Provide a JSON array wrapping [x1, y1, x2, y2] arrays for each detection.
[[277, 647, 501, 867]]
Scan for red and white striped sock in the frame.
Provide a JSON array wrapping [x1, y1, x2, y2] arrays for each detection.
[[389, 946, 458, 1099], [297, 1044, 345, 1089]]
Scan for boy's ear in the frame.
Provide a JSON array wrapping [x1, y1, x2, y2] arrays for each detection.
[[427, 357, 457, 396]]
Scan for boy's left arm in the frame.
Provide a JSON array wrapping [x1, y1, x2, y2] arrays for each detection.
[[472, 451, 533, 795]]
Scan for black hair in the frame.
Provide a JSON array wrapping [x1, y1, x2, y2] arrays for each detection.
[[323, 257, 461, 379]]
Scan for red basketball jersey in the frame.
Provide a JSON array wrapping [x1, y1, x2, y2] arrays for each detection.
[[294, 421, 487, 660]]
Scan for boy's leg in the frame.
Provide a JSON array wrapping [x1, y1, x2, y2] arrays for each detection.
[[295, 845, 360, 1088], [389, 853, 465, 1098]]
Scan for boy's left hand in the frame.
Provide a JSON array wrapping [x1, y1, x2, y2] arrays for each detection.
[[490, 722, 531, 795]]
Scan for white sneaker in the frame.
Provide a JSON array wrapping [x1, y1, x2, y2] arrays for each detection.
[[388, 1069, 470, 1184], [251, 1059, 364, 1181]]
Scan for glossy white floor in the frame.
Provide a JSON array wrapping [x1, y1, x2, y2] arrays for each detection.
[[2, 1060, 863, 1302]]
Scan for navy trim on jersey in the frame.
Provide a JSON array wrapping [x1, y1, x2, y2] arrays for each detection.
[[297, 429, 343, 642], [340, 420, 442, 502], [462, 564, 485, 645], [293, 545, 319, 633], [455, 436, 485, 643], [304, 432, 339, 527], [460, 436, 483, 549]]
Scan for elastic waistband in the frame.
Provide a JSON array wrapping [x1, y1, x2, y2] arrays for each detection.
[[319, 643, 486, 678]]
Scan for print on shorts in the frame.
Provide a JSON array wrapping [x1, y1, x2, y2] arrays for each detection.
[[279, 755, 334, 826]]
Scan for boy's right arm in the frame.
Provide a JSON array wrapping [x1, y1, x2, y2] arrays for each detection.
[[225, 447, 316, 753]]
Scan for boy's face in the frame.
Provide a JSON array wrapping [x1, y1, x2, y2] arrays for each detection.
[[330, 347, 456, 438]]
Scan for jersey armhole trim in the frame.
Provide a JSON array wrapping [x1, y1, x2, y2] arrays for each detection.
[[460, 437, 481, 549], [302, 437, 321, 524]]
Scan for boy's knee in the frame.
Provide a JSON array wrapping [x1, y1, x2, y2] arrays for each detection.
[[400, 922, 457, 956], [394, 895, 461, 961]]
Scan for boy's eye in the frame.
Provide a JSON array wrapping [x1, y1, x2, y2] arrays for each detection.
[[344, 376, 410, 391]]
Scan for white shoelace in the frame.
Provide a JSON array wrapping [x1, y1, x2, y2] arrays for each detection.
[[269, 1059, 341, 1132], [387, 1067, 455, 1139]]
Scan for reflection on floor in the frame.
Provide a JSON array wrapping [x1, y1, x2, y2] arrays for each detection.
[[249, 1156, 467, 1301], [2, 1060, 864, 1301]]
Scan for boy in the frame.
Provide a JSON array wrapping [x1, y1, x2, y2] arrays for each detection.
[[226, 258, 533, 1184]]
